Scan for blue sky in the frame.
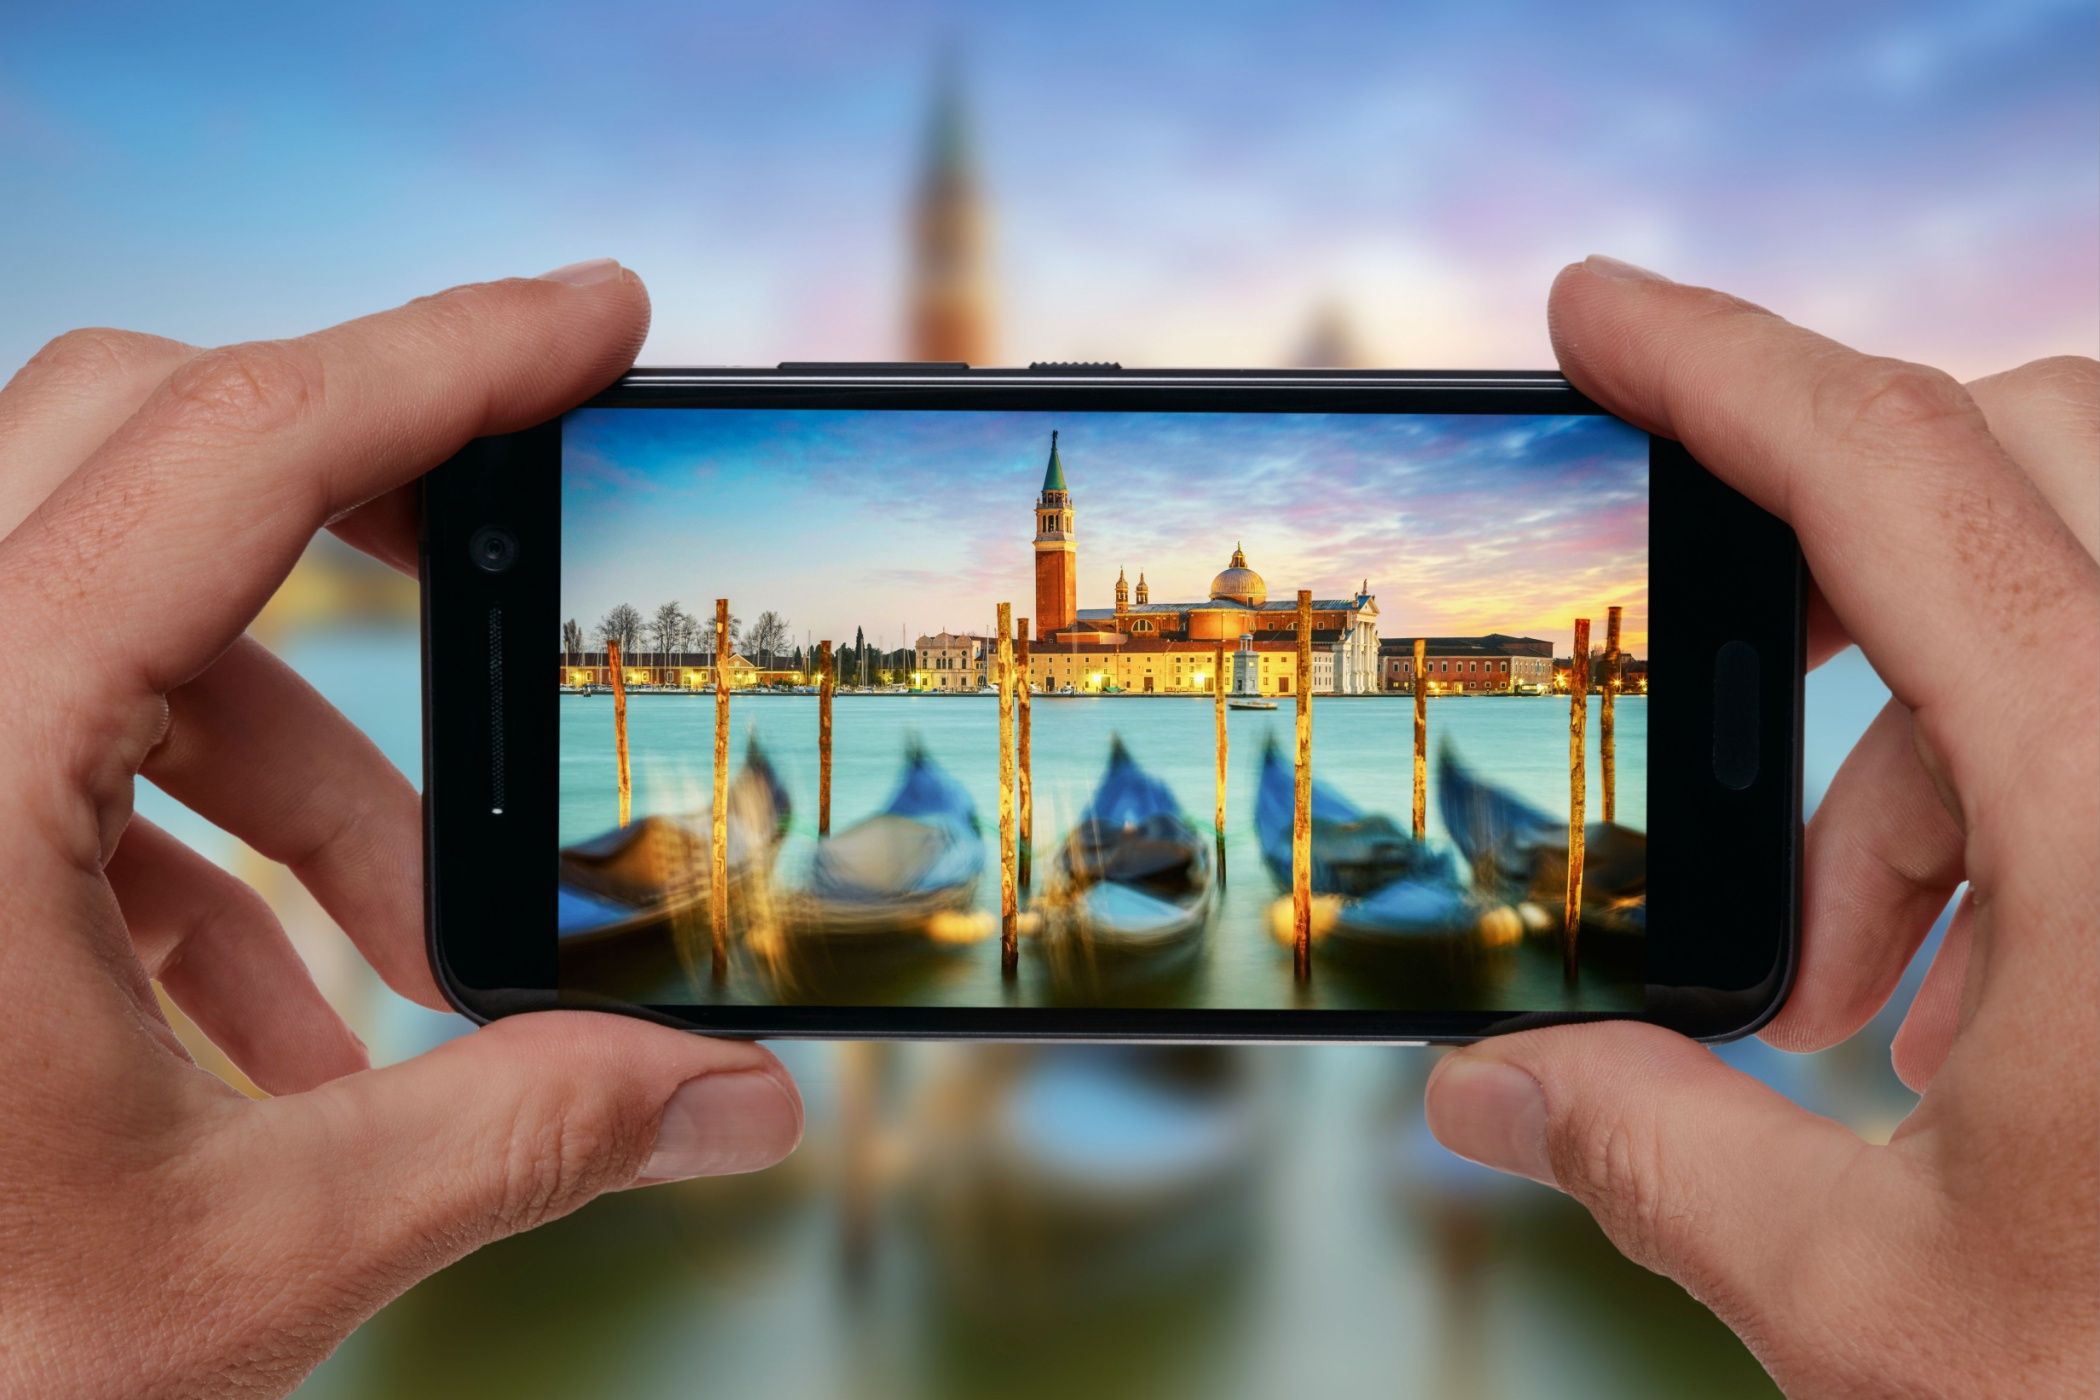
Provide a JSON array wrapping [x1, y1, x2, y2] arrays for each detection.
[[3, 1, 2093, 378], [562, 407, 1648, 657]]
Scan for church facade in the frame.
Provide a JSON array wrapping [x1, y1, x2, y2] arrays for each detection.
[[1025, 434, 1381, 695]]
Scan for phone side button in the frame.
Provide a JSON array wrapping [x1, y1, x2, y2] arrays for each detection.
[[1711, 640, 1760, 790], [776, 361, 969, 372]]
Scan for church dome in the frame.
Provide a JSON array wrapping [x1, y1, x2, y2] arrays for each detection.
[[1208, 544, 1267, 607]]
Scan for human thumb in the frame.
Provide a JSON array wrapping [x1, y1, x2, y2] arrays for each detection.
[[1424, 1023, 1864, 1322], [241, 1011, 801, 1307]]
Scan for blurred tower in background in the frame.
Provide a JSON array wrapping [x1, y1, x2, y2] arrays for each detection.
[[1292, 299, 1368, 368], [909, 58, 995, 364]]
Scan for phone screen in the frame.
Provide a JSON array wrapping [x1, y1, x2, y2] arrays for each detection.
[[555, 406, 1647, 1015]]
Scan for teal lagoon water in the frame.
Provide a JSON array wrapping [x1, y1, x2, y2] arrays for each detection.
[[560, 692, 1645, 1013]]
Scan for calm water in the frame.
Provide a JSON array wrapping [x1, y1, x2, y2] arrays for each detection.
[[560, 691, 1645, 1013]]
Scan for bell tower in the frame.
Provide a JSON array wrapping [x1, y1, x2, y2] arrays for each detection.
[[1033, 431, 1076, 640], [908, 57, 993, 364]]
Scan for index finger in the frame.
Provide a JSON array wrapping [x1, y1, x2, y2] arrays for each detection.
[[1547, 256, 2100, 817], [0, 260, 648, 712]]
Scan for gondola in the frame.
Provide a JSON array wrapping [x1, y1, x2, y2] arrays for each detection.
[[1035, 738, 1217, 993], [1253, 738, 1508, 972], [556, 736, 792, 945], [1436, 744, 1646, 935], [761, 743, 990, 982], [1254, 737, 1450, 897]]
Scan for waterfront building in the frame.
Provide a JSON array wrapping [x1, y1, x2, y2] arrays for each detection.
[[1026, 436, 1380, 694], [558, 651, 800, 689], [913, 630, 997, 690], [1380, 635, 1555, 694], [1552, 648, 1649, 694]]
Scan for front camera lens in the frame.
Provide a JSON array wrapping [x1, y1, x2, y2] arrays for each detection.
[[469, 525, 519, 574]]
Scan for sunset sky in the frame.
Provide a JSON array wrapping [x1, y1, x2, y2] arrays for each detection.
[[5, 3, 2091, 379], [562, 407, 1648, 659]]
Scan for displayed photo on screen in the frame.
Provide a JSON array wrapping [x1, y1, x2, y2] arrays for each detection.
[[557, 408, 1647, 1013]]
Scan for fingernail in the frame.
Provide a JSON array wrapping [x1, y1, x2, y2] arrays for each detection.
[[1426, 1056, 1554, 1185], [1584, 254, 1669, 284], [538, 257, 623, 287], [643, 1070, 801, 1181]]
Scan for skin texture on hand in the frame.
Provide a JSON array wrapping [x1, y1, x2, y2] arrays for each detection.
[[1427, 258, 2100, 1398], [0, 263, 803, 1398]]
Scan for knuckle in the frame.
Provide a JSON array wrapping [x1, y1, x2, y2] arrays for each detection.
[[1559, 1104, 1707, 1274], [1995, 354, 2100, 423], [18, 326, 165, 389], [409, 282, 498, 343], [405, 277, 543, 356], [164, 871, 277, 979], [488, 1083, 641, 1235], [2010, 353, 2100, 399], [1820, 356, 1984, 446], [158, 340, 327, 440]]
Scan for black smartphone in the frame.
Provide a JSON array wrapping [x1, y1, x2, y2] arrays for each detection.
[[422, 365, 1801, 1043]]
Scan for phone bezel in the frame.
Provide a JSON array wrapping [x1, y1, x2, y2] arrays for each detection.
[[423, 367, 1802, 1043]]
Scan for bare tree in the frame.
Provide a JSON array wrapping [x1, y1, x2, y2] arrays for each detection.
[[700, 610, 743, 657], [598, 604, 644, 656], [747, 611, 790, 669], [674, 610, 700, 666], [561, 618, 584, 668], [650, 601, 687, 669]]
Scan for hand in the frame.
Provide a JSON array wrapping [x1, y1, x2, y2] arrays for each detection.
[[1427, 257, 2099, 1397], [0, 263, 803, 1397]]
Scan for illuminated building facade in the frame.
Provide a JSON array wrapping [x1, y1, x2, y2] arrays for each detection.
[[1027, 435, 1380, 694], [913, 630, 997, 691], [557, 651, 777, 689], [1380, 635, 1555, 693]]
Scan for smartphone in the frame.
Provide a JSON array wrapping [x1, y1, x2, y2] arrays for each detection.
[[422, 365, 1801, 1042]]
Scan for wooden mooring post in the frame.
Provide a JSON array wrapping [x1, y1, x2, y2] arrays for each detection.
[[996, 603, 1018, 977], [1411, 636, 1428, 841], [711, 598, 731, 980], [1292, 590, 1313, 982], [1564, 617, 1591, 983], [1016, 618, 1033, 893], [1602, 606, 1621, 824], [818, 639, 834, 837], [608, 639, 632, 828], [1213, 635, 1229, 885]]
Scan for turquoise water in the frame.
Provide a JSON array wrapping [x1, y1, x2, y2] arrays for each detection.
[[560, 692, 1645, 1013]]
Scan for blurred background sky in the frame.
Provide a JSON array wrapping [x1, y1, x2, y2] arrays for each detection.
[[5, 1, 2094, 374], [4, 2, 2094, 1397]]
